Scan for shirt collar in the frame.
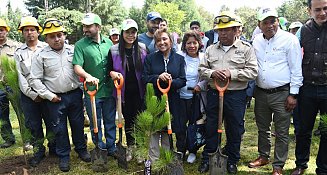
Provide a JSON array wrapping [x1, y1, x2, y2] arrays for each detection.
[[216, 39, 240, 49], [20, 41, 44, 50], [85, 34, 107, 44]]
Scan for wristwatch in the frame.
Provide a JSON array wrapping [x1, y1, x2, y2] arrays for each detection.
[[289, 93, 298, 99]]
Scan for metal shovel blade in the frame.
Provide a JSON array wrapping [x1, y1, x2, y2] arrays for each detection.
[[90, 146, 108, 172], [208, 148, 228, 175], [117, 141, 128, 169]]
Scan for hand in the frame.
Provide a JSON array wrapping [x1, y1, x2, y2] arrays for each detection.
[[85, 76, 99, 85], [211, 69, 228, 81], [51, 95, 61, 103], [284, 95, 297, 112], [159, 72, 172, 82], [193, 85, 201, 93], [34, 95, 43, 102], [110, 71, 122, 80]]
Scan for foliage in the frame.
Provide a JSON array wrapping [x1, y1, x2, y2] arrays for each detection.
[[0, 55, 30, 143], [320, 114, 327, 135], [196, 6, 215, 32], [38, 7, 84, 44], [133, 83, 172, 172], [128, 6, 146, 34], [0, 2, 24, 42], [277, 0, 310, 26], [235, 6, 259, 40], [150, 2, 185, 34], [92, 0, 128, 35]]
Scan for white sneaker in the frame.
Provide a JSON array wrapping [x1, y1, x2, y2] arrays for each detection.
[[126, 147, 133, 162], [23, 142, 33, 151], [187, 153, 196, 163]]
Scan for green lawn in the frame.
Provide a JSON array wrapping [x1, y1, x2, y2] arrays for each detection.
[[0, 105, 321, 175]]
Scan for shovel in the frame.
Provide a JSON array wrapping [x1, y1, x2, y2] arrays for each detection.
[[157, 78, 184, 175], [114, 76, 128, 169], [84, 82, 108, 172], [208, 79, 229, 175]]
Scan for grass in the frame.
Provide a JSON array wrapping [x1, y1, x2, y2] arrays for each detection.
[[0, 104, 321, 175]]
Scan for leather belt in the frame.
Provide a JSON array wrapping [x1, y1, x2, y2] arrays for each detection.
[[256, 83, 289, 94]]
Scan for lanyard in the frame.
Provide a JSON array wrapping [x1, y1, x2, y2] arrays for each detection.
[[164, 59, 169, 72]]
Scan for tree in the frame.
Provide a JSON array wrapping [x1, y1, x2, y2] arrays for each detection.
[[277, 0, 309, 25], [2, 1, 24, 42], [235, 6, 259, 39], [129, 6, 146, 33], [92, 0, 128, 35], [151, 2, 185, 34]]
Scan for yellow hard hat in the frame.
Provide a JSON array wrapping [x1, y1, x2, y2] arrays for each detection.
[[214, 11, 242, 29], [42, 18, 66, 35], [18, 16, 42, 33], [0, 18, 10, 32]]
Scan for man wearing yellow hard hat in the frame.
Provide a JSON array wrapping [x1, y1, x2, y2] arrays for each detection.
[[14, 16, 56, 167], [30, 18, 91, 172], [0, 18, 21, 149], [198, 11, 258, 174]]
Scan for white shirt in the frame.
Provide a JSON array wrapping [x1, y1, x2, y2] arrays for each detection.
[[253, 29, 303, 94]]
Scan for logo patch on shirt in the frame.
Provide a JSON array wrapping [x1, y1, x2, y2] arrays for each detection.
[[235, 50, 244, 55]]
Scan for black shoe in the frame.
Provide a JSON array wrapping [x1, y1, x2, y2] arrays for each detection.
[[49, 150, 57, 157], [59, 158, 70, 172], [28, 154, 45, 167], [107, 151, 118, 159], [227, 163, 238, 174], [78, 151, 91, 162], [198, 161, 209, 173], [0, 141, 15, 148]]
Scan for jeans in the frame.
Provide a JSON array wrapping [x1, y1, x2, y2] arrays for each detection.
[[201, 88, 246, 164], [20, 92, 56, 156], [45, 89, 87, 159], [0, 88, 15, 143], [295, 84, 327, 174], [254, 87, 291, 168], [85, 96, 116, 153]]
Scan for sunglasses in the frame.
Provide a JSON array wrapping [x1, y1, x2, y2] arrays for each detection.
[[214, 16, 236, 24], [43, 20, 63, 29]]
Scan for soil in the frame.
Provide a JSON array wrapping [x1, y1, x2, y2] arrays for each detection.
[[0, 155, 57, 175]]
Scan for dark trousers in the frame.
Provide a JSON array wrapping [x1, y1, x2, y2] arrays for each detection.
[[295, 84, 327, 174], [123, 88, 143, 146], [202, 88, 246, 164], [0, 89, 15, 143], [45, 89, 86, 159], [20, 92, 55, 156]]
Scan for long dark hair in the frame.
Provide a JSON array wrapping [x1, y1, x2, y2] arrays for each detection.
[[118, 30, 142, 71]]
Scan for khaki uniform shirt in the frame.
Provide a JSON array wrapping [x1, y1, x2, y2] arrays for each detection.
[[30, 44, 80, 101], [0, 39, 21, 83], [14, 41, 47, 100], [199, 39, 258, 90]]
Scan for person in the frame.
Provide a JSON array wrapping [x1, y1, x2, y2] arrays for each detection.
[[291, 0, 327, 174], [14, 16, 56, 167], [0, 18, 20, 149], [138, 11, 162, 53], [190, 21, 209, 52], [159, 19, 168, 29], [248, 7, 303, 175], [73, 13, 117, 157], [278, 17, 289, 31], [142, 28, 186, 162], [176, 31, 205, 163], [30, 18, 91, 172], [288, 21, 303, 35], [109, 28, 120, 45], [198, 11, 258, 174], [108, 19, 147, 162], [205, 16, 219, 46]]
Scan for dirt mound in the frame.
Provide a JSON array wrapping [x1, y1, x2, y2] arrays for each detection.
[[0, 155, 57, 175]]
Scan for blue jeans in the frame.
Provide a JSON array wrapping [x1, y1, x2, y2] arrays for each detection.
[[201, 88, 246, 164], [20, 92, 56, 156], [45, 89, 87, 159], [295, 84, 327, 174], [0, 88, 15, 143], [85, 96, 116, 153]]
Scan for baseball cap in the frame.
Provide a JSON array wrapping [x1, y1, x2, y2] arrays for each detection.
[[146, 12, 162, 21], [81, 13, 102, 25], [257, 7, 278, 21], [121, 19, 138, 31], [109, 28, 120, 36], [289, 21, 303, 29]]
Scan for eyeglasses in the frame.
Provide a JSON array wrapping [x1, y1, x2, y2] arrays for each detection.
[[43, 20, 63, 29], [214, 16, 236, 24]]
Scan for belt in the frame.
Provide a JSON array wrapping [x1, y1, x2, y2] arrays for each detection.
[[256, 83, 289, 94], [56, 88, 80, 95]]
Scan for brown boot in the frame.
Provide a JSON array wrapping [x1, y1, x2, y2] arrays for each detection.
[[290, 167, 305, 175], [248, 156, 269, 168], [272, 167, 283, 175]]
